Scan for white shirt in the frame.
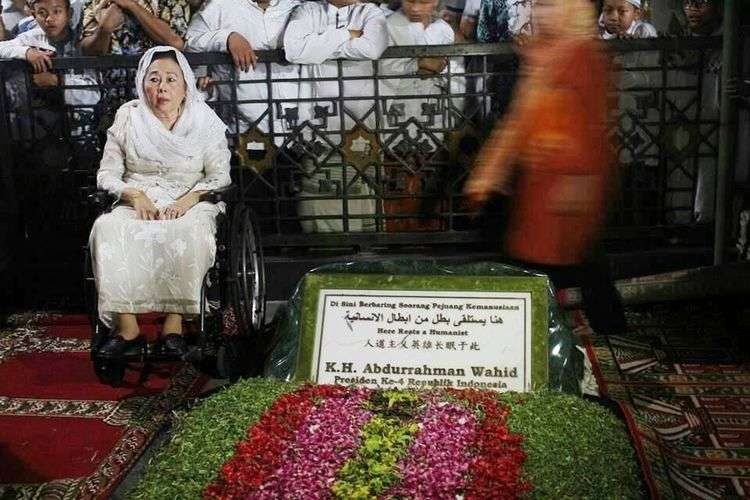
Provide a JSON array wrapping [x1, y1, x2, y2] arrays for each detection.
[[284, 0, 387, 133], [379, 2, 395, 17], [380, 12, 454, 147], [185, 0, 301, 136], [0, 26, 100, 106], [381, 11, 453, 78]]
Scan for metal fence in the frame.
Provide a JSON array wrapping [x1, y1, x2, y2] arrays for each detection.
[[0, 37, 730, 306]]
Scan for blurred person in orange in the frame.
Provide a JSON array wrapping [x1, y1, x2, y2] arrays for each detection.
[[464, 0, 627, 335]]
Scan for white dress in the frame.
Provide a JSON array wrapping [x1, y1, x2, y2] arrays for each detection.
[[89, 102, 231, 328]]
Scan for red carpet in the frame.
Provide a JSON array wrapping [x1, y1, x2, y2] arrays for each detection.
[[0, 313, 205, 498]]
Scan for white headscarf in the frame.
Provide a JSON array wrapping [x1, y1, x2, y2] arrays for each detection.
[[128, 46, 227, 165]]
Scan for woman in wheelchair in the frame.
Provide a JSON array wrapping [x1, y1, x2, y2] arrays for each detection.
[[89, 46, 230, 360]]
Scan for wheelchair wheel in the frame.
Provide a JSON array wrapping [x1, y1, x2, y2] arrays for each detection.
[[93, 359, 126, 386], [229, 204, 266, 337]]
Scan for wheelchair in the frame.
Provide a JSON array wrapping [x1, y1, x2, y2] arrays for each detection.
[[82, 185, 267, 386]]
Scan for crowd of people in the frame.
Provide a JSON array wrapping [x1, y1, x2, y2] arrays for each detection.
[[0, 0, 724, 45], [0, 0, 724, 112], [0, 0, 724, 148], [0, 0, 727, 221], [0, 0, 732, 339]]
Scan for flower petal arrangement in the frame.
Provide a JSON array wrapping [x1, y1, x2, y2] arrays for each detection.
[[205, 385, 528, 499], [132, 379, 642, 499]]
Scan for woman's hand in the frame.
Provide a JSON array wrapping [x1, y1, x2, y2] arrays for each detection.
[[160, 192, 201, 220], [123, 189, 159, 220], [463, 182, 496, 209], [463, 163, 513, 210], [227, 32, 257, 72]]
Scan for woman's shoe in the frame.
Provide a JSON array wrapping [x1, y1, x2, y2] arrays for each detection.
[[162, 334, 188, 359], [98, 334, 144, 359]]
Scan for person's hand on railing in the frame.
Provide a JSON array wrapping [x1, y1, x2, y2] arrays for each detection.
[[196, 75, 215, 99], [197, 75, 213, 91], [32, 72, 59, 87], [228, 32, 257, 72], [25, 48, 53, 73], [417, 57, 448, 77]]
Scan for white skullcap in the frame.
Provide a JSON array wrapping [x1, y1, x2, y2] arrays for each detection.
[[624, 0, 642, 8]]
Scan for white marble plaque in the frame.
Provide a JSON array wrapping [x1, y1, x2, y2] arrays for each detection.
[[309, 289, 534, 392]]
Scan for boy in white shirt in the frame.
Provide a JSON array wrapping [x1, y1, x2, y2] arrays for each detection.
[[599, 0, 657, 39], [283, 0, 388, 232], [380, 0, 452, 149], [9, 0, 82, 37], [379, 0, 453, 231], [598, 0, 658, 91], [0, 0, 98, 109], [677, 0, 722, 223], [284, 0, 387, 131], [598, 0, 658, 227], [185, 0, 301, 140]]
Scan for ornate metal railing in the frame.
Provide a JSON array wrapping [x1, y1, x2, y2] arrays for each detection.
[[0, 37, 728, 305]]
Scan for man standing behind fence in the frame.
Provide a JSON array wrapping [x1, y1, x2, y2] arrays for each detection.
[[79, 0, 189, 55], [283, 0, 388, 233], [185, 0, 301, 139], [464, 0, 627, 335]]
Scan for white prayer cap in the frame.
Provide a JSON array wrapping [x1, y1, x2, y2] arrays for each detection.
[[624, 0, 642, 8]]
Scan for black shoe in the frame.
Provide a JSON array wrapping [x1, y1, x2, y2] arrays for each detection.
[[162, 334, 188, 359], [98, 334, 144, 359]]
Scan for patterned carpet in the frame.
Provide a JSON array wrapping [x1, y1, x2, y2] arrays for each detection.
[[580, 302, 750, 499], [0, 313, 205, 499]]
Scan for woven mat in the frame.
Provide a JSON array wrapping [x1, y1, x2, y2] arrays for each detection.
[[579, 302, 750, 499]]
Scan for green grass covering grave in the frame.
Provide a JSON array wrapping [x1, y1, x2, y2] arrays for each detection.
[[131, 379, 640, 499]]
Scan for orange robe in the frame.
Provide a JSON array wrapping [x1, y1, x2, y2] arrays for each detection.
[[469, 38, 616, 266]]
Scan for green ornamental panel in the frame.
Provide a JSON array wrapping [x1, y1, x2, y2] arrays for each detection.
[[265, 260, 581, 394]]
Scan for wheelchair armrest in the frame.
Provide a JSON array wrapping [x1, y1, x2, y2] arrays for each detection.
[[198, 184, 238, 204], [81, 187, 116, 211]]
